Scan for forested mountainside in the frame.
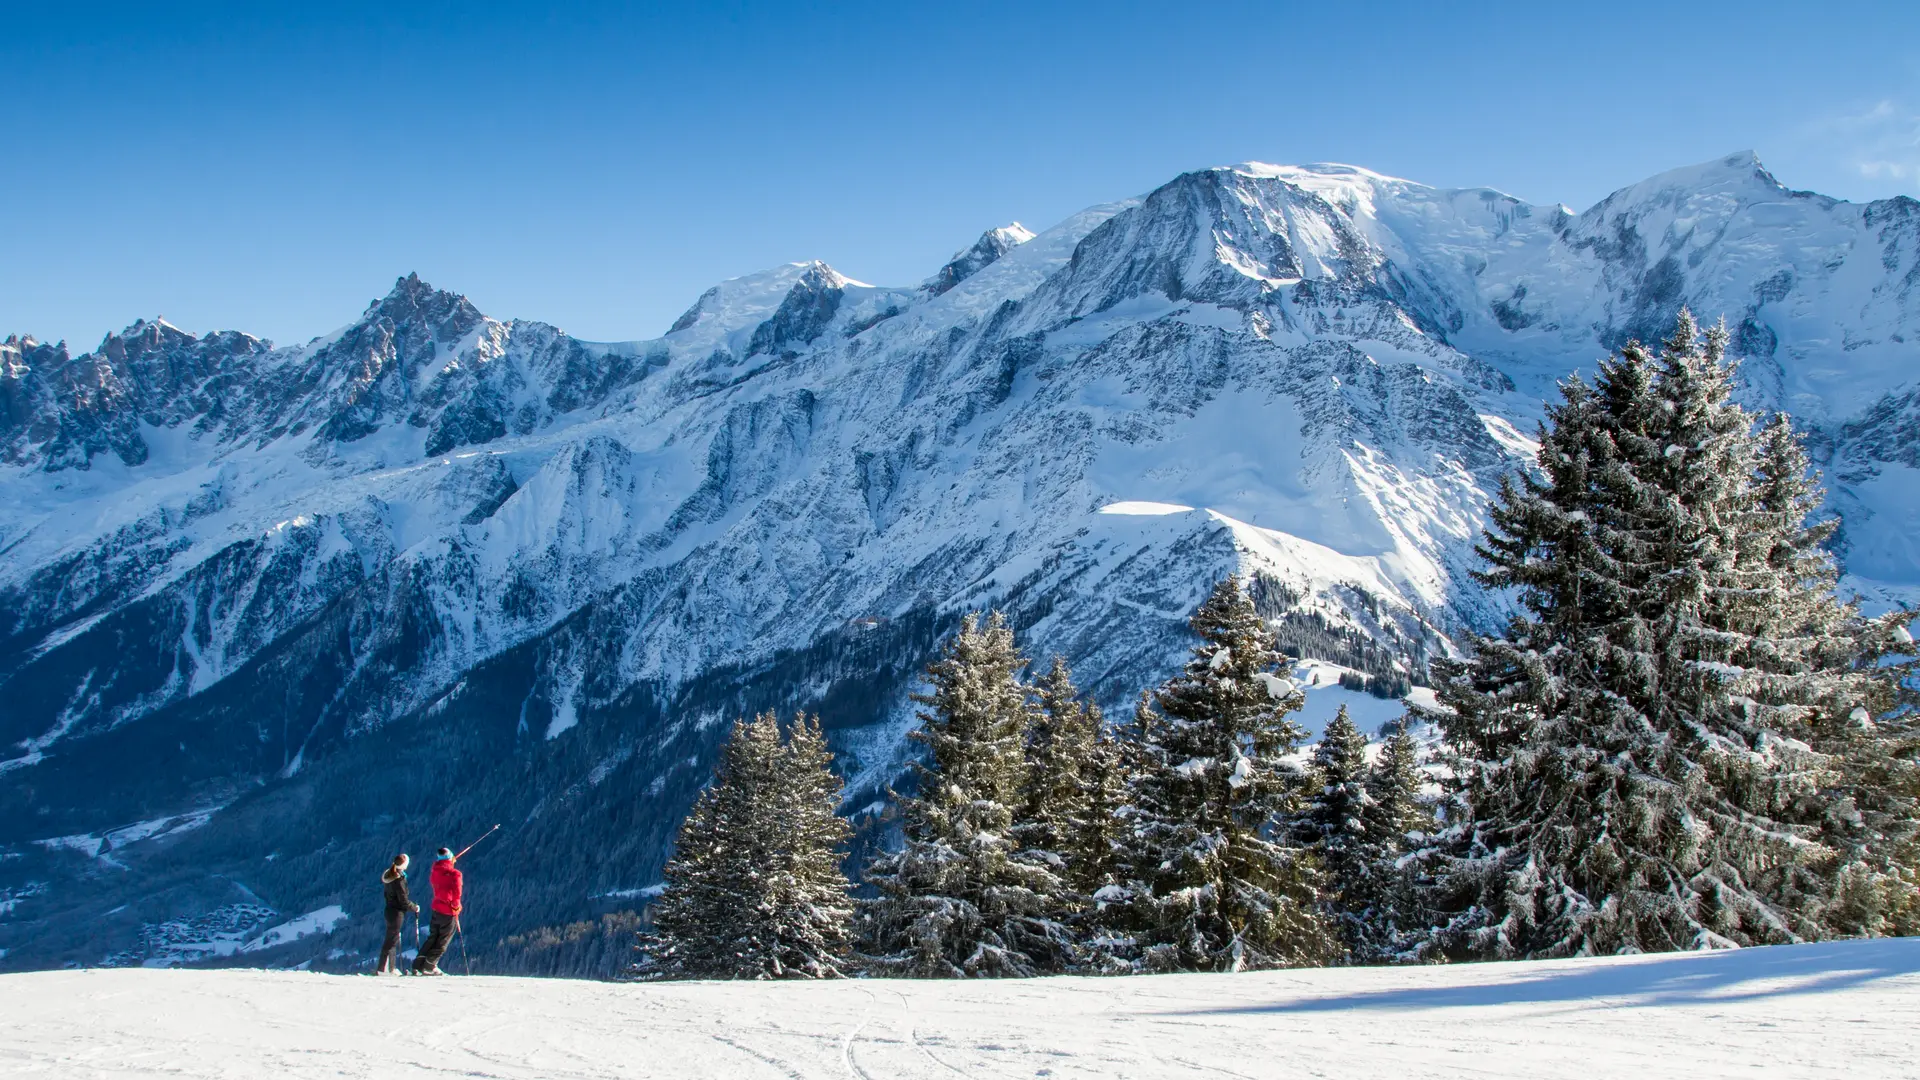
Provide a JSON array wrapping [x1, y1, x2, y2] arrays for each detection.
[[3, 151, 1917, 973]]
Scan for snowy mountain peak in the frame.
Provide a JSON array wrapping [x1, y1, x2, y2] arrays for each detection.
[[662, 260, 885, 362], [926, 223, 1035, 296], [665, 262, 827, 340], [1232, 160, 1416, 188], [1028, 164, 1409, 322], [98, 316, 208, 359], [746, 261, 859, 356], [1636, 150, 1776, 191], [355, 273, 488, 341], [1582, 151, 1797, 216]]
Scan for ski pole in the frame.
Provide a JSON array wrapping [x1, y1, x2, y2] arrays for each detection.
[[455, 824, 500, 861], [456, 914, 472, 976]]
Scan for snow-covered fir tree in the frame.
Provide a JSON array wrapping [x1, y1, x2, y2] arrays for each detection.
[[1427, 311, 1911, 958], [1361, 722, 1432, 961], [1826, 634, 1920, 936], [758, 714, 858, 977], [860, 613, 1077, 977], [1745, 412, 1920, 935], [637, 712, 853, 979], [1294, 705, 1374, 961], [1019, 654, 1129, 902], [1018, 656, 1100, 884], [1293, 706, 1434, 964], [1108, 576, 1335, 972], [1083, 692, 1165, 972], [639, 712, 780, 979], [1072, 717, 1128, 897]]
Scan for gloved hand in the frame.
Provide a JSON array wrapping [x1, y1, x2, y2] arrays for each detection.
[[410, 903, 420, 913]]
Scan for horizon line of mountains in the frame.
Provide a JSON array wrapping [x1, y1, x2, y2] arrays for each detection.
[[1, 149, 1916, 974]]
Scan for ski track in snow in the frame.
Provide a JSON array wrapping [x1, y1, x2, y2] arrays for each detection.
[[2, 939, 1916, 1078]]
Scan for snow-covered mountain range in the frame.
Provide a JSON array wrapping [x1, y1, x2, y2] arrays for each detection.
[[2, 151, 1917, 971]]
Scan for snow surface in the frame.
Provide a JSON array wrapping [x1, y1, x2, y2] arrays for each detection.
[[1291, 658, 1423, 739], [3, 939, 1915, 1077], [243, 906, 349, 954]]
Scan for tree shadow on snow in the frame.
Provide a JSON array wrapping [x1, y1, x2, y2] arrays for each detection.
[[1186, 939, 1920, 1014]]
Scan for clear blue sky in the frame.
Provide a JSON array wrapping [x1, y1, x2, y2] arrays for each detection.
[[5, 1, 1917, 350]]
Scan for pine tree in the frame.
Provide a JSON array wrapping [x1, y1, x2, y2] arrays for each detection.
[[1083, 692, 1163, 973], [1294, 707, 1434, 964], [1826, 635, 1920, 936], [1367, 725, 1428, 851], [1360, 722, 1431, 961], [1745, 412, 1919, 935], [860, 612, 1077, 977], [1110, 576, 1336, 971], [1295, 705, 1373, 961], [1018, 656, 1100, 883], [1072, 719, 1128, 897], [1428, 311, 1909, 958], [638, 712, 854, 979], [758, 714, 857, 977], [638, 713, 780, 979]]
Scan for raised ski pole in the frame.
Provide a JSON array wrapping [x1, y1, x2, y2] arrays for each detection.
[[455, 824, 500, 860]]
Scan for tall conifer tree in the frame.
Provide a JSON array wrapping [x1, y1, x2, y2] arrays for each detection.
[[1429, 312, 1909, 957], [759, 714, 857, 977], [1361, 723, 1431, 961], [1296, 707, 1433, 963], [639, 712, 854, 979], [860, 613, 1076, 976], [1019, 656, 1100, 881], [1111, 576, 1335, 971], [1296, 705, 1374, 961], [1073, 720, 1128, 897]]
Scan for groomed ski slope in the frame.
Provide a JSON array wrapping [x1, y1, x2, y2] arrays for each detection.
[[3, 940, 1916, 1078]]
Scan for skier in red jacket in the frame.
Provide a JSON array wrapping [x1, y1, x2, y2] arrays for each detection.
[[410, 847, 464, 975]]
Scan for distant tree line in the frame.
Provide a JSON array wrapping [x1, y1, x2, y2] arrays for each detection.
[[633, 312, 1919, 980]]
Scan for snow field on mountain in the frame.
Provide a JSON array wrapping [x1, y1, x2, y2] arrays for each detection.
[[3, 939, 1915, 1078]]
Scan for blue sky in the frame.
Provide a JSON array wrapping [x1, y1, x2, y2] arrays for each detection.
[[4, 1, 1917, 349]]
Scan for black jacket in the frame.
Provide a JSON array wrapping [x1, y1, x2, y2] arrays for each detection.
[[382, 867, 417, 913]]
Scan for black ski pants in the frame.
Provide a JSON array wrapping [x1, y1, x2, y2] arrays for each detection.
[[378, 909, 406, 972], [413, 911, 456, 972]]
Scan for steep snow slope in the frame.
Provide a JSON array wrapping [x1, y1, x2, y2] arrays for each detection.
[[3, 939, 1915, 1078], [2, 153, 1918, 972]]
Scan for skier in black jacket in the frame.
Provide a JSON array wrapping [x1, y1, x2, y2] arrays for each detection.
[[377, 854, 419, 974]]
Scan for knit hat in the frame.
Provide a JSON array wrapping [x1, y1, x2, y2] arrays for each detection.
[[435, 847, 454, 861]]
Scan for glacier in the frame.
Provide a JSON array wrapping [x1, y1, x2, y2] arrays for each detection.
[[1, 151, 1916, 971]]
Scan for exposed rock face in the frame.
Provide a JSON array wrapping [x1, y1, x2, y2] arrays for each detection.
[[925, 224, 1035, 296], [3, 153, 1918, 972]]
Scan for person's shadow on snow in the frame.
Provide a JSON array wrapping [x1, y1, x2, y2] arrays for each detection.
[[1186, 939, 1920, 1013]]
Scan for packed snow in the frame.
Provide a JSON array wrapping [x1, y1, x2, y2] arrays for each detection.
[[3, 939, 1914, 1077]]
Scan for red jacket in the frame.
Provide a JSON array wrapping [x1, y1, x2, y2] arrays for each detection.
[[431, 860, 464, 916]]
